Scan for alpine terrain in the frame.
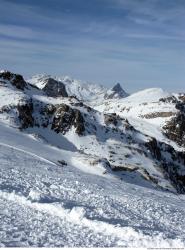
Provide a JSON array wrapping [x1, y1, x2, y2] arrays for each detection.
[[0, 70, 185, 247]]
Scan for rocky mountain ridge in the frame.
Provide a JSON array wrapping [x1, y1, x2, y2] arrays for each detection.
[[0, 70, 185, 193]]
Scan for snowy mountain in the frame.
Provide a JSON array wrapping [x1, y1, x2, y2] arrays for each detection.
[[0, 70, 185, 247], [28, 74, 107, 103], [104, 83, 129, 99]]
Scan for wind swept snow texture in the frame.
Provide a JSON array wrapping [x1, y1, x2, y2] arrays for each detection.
[[0, 123, 185, 247], [0, 126, 185, 247]]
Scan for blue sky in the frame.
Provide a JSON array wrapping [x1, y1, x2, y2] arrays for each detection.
[[0, 0, 184, 92]]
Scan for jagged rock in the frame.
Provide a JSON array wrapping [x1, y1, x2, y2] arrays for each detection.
[[51, 104, 85, 135], [152, 141, 185, 193], [35, 103, 56, 128], [74, 110, 85, 135], [42, 78, 68, 97], [159, 96, 177, 104], [41, 104, 56, 116], [112, 165, 138, 172], [141, 168, 158, 184], [104, 83, 128, 99], [90, 158, 111, 169], [162, 162, 185, 193], [161, 94, 185, 147], [141, 112, 175, 119], [124, 119, 136, 131], [177, 151, 185, 165], [0, 71, 26, 90], [179, 94, 185, 103], [51, 104, 72, 133], [71, 102, 84, 107], [104, 113, 118, 126], [163, 113, 185, 147], [145, 138, 161, 161], [0, 104, 16, 114], [17, 101, 34, 129], [58, 160, 67, 166]]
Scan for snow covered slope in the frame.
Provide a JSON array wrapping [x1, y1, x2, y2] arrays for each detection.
[[0, 70, 185, 247], [0, 122, 185, 247]]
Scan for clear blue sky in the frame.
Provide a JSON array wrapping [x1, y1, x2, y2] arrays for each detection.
[[0, 0, 184, 92]]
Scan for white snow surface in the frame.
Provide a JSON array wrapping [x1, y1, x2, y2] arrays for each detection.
[[0, 122, 185, 247]]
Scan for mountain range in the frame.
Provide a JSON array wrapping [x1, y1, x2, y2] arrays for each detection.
[[0, 70, 185, 247]]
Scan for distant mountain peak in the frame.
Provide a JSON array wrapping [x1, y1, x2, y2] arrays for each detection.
[[112, 82, 122, 91], [105, 82, 129, 99]]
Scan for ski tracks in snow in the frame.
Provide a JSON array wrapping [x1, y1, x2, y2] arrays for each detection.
[[0, 142, 57, 166]]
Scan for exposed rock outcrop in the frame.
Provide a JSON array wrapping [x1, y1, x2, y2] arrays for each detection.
[[145, 138, 185, 193], [51, 104, 85, 135], [42, 78, 68, 97], [2, 70, 185, 194], [141, 112, 175, 119], [0, 71, 26, 90], [162, 94, 185, 147], [163, 113, 185, 147], [17, 101, 34, 129], [162, 162, 185, 193], [145, 138, 161, 161], [104, 83, 128, 99], [159, 96, 177, 104], [104, 113, 118, 126]]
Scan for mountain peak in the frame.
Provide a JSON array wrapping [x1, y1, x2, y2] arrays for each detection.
[[0, 70, 26, 90], [105, 82, 129, 99], [112, 82, 122, 91]]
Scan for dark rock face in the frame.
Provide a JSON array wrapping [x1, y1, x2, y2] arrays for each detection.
[[144, 137, 185, 193], [41, 104, 56, 116], [17, 101, 34, 129], [42, 78, 68, 97], [163, 95, 185, 147], [159, 96, 177, 104], [51, 104, 85, 135], [16, 100, 85, 136], [145, 138, 161, 161], [32, 102, 56, 128], [163, 113, 185, 147], [0, 71, 26, 90], [141, 112, 175, 119], [124, 119, 136, 132], [162, 162, 185, 193], [104, 113, 118, 126], [74, 110, 85, 135], [104, 83, 128, 99], [179, 94, 185, 103]]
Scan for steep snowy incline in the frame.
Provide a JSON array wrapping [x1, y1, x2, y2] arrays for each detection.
[[0, 122, 185, 247]]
